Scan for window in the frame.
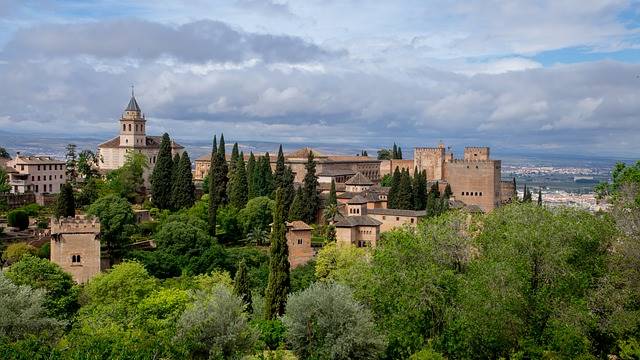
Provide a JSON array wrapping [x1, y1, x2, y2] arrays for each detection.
[[411, 218, 415, 223], [479, 192, 482, 196], [382, 216, 386, 220], [35, 185, 38, 192], [37, 165, 40, 171], [20, 165, 24, 171], [37, 176, 40, 181], [126, 139, 128, 144], [49, 184, 52, 192], [31, 176, 34, 181], [461, 192, 464, 196], [71, 254, 81, 264], [128, 124, 131, 131], [396, 217, 399, 221], [297, 239, 303, 245], [123, 124, 126, 131], [49, 175, 52, 180]]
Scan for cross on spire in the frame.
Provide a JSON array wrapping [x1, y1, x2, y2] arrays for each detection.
[[131, 84, 135, 97]]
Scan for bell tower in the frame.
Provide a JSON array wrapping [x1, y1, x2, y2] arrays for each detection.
[[119, 86, 147, 147]]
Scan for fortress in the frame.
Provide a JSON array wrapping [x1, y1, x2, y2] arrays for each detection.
[[50, 216, 101, 284], [414, 143, 513, 212]]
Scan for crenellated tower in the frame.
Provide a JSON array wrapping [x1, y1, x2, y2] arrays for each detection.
[[50, 216, 101, 284]]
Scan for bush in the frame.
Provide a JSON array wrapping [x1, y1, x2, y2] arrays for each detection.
[[252, 319, 286, 350], [282, 282, 386, 359], [18, 204, 43, 217], [7, 210, 29, 230], [2, 243, 36, 264]]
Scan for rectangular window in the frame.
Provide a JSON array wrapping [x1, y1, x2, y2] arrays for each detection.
[[37, 165, 40, 171], [37, 176, 40, 181], [297, 239, 303, 245]]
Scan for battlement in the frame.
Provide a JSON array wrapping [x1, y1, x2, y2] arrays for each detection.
[[463, 146, 490, 160], [464, 146, 490, 151], [447, 159, 500, 166], [415, 147, 445, 152], [51, 216, 101, 235]]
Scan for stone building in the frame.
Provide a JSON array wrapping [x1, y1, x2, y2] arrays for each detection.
[[379, 159, 415, 177], [194, 147, 381, 184], [413, 143, 505, 212], [50, 216, 101, 284], [367, 208, 426, 232], [6, 154, 66, 194], [285, 221, 314, 268], [335, 196, 382, 247], [97, 91, 184, 182]]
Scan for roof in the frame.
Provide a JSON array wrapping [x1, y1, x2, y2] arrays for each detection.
[[347, 195, 368, 204], [286, 147, 326, 159], [334, 215, 382, 228], [345, 172, 373, 186], [11, 155, 65, 165], [286, 221, 313, 231], [98, 136, 184, 150], [126, 95, 141, 112], [368, 208, 427, 217]]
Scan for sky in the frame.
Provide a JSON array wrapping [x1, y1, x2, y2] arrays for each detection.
[[0, 0, 639, 158]]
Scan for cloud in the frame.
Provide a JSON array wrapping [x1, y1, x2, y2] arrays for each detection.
[[2, 19, 341, 63]]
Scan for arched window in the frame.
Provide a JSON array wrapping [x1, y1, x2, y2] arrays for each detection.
[[123, 124, 126, 131], [128, 124, 131, 131], [71, 254, 81, 263]]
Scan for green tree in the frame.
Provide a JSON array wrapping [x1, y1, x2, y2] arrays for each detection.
[[329, 179, 338, 207], [77, 149, 99, 180], [233, 259, 252, 312], [87, 195, 135, 266], [151, 133, 174, 209], [392, 143, 398, 159], [264, 188, 290, 319], [413, 169, 427, 210], [377, 148, 392, 160], [282, 166, 295, 215], [0, 273, 64, 342], [229, 142, 240, 177], [208, 134, 229, 236], [7, 209, 29, 230], [397, 146, 403, 159], [247, 152, 257, 199], [255, 153, 273, 197], [522, 184, 532, 202], [106, 151, 147, 202], [172, 152, 195, 210], [301, 151, 319, 223], [65, 143, 78, 183], [388, 167, 401, 208], [395, 168, 414, 210], [55, 182, 75, 218], [0, 166, 12, 193], [5, 255, 79, 319], [0, 146, 9, 159], [273, 145, 286, 193], [2, 242, 36, 264], [229, 152, 248, 209], [288, 186, 305, 221], [282, 282, 386, 360], [174, 285, 257, 359], [537, 188, 542, 206], [443, 183, 453, 198], [238, 196, 275, 235]]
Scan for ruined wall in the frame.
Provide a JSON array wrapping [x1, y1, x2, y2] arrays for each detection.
[[444, 160, 501, 212]]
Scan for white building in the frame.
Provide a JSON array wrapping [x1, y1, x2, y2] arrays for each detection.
[[97, 91, 184, 180], [6, 154, 67, 194]]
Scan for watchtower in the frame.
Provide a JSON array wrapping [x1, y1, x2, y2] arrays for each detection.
[[50, 216, 101, 284]]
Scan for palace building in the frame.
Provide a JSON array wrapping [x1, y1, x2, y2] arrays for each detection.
[[97, 90, 184, 181]]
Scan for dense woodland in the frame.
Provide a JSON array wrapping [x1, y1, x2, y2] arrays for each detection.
[[0, 140, 639, 359]]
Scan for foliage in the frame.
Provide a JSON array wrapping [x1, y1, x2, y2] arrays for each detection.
[[5, 255, 79, 319], [87, 194, 135, 265], [217, 205, 243, 243], [0, 146, 9, 159], [55, 182, 75, 218], [105, 151, 148, 202], [290, 260, 316, 293], [174, 285, 257, 359], [247, 152, 257, 199], [229, 151, 249, 209], [300, 151, 319, 223], [7, 209, 29, 230], [151, 133, 175, 209], [209, 134, 229, 236], [239, 196, 275, 235], [264, 188, 290, 319], [252, 319, 286, 350], [380, 173, 392, 187], [0, 166, 10, 193], [77, 149, 100, 180], [596, 160, 640, 203], [234, 259, 252, 312], [315, 242, 370, 282], [65, 144, 78, 183], [282, 281, 386, 360], [172, 151, 196, 210], [288, 186, 304, 221], [2, 242, 36, 264], [0, 273, 64, 342], [75, 177, 100, 206]]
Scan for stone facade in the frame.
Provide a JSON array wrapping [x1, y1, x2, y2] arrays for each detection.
[[98, 92, 184, 184], [379, 159, 415, 177], [285, 221, 314, 268], [6, 154, 66, 194], [50, 216, 101, 284], [367, 208, 426, 232]]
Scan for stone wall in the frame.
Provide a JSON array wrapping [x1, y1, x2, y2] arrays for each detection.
[[463, 147, 490, 161], [379, 159, 415, 177], [286, 229, 314, 268], [50, 217, 101, 284], [368, 213, 420, 232], [414, 147, 445, 181], [444, 159, 501, 212], [500, 180, 517, 204]]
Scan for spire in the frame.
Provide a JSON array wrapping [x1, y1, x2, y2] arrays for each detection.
[[125, 86, 141, 112]]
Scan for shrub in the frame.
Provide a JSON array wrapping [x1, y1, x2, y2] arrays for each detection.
[[7, 210, 29, 230], [252, 319, 286, 350], [2, 243, 36, 264]]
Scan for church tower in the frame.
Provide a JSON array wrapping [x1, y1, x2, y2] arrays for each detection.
[[119, 88, 147, 147]]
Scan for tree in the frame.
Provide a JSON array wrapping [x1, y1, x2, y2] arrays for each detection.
[[0, 273, 64, 342], [377, 148, 392, 160], [229, 142, 240, 176], [172, 152, 195, 210], [238, 196, 275, 236], [537, 188, 542, 206], [172, 152, 181, 200], [247, 152, 257, 199], [255, 153, 273, 197], [443, 183, 453, 198], [229, 152, 248, 209], [264, 188, 290, 319], [397, 146, 403, 159], [1, 243, 36, 265], [65, 144, 78, 183], [388, 167, 401, 208], [512, 177, 518, 202], [7, 209, 29, 230], [5, 255, 78, 319], [209, 134, 229, 236], [77, 149, 99, 180], [87, 195, 135, 265], [233, 259, 252, 312], [0, 166, 10, 193], [395, 169, 414, 210], [282, 166, 295, 215], [174, 285, 256, 359], [0, 146, 9, 159], [328, 179, 338, 207], [289, 186, 305, 221], [522, 184, 532, 202], [429, 181, 440, 198], [273, 145, 286, 193], [55, 182, 75, 218], [283, 282, 386, 359], [301, 151, 320, 224], [393, 143, 398, 159], [413, 169, 427, 210], [151, 133, 174, 209], [107, 151, 147, 202]]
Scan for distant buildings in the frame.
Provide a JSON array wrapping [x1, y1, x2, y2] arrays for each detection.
[[5, 154, 66, 194], [97, 91, 184, 182]]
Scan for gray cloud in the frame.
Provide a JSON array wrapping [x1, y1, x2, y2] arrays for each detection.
[[2, 19, 341, 63]]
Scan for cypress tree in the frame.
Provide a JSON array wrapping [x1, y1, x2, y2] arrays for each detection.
[[363, 150, 368, 157], [328, 179, 337, 207], [396, 169, 414, 210], [229, 142, 239, 173], [172, 152, 195, 209], [301, 151, 319, 224], [392, 143, 398, 159], [229, 152, 249, 209], [234, 259, 252, 312], [397, 146, 403, 159], [257, 153, 273, 197], [247, 152, 257, 199], [217, 134, 229, 205], [55, 182, 75, 218], [289, 187, 305, 221], [208, 135, 218, 235], [388, 167, 402, 209], [264, 188, 290, 319], [429, 181, 440, 198], [523, 184, 532, 203], [513, 177, 518, 202], [282, 166, 295, 215], [444, 183, 453, 198], [273, 145, 286, 192], [537, 188, 542, 206], [150, 133, 174, 209], [413, 169, 427, 210], [426, 192, 437, 217]]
